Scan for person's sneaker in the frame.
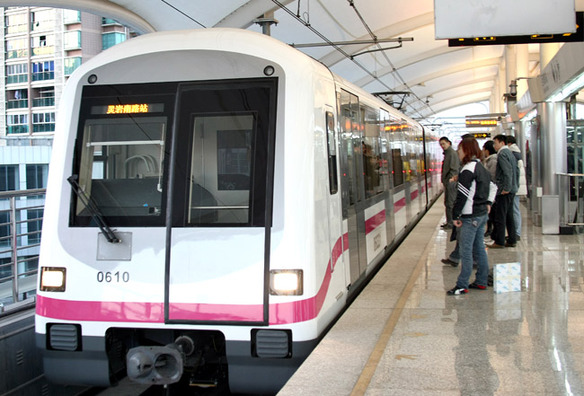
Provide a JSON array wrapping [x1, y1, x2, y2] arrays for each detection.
[[441, 258, 459, 267], [486, 243, 504, 249], [469, 282, 487, 290], [505, 242, 516, 247], [447, 286, 468, 295]]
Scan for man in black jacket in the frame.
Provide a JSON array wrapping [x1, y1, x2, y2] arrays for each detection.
[[440, 136, 460, 229], [488, 134, 519, 248]]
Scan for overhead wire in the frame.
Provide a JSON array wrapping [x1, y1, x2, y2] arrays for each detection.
[[160, 0, 433, 118], [273, 0, 433, 119], [346, 0, 435, 118], [273, 0, 420, 115], [160, 0, 206, 28]]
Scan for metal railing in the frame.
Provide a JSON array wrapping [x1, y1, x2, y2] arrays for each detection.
[[0, 188, 45, 314], [558, 173, 584, 232]]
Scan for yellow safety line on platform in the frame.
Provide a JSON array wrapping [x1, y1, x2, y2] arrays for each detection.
[[349, 226, 438, 396]]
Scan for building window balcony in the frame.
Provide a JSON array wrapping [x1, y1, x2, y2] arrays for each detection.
[[6, 75, 28, 84], [102, 18, 122, 26], [64, 31, 81, 50], [32, 72, 54, 81], [5, 25, 28, 35], [32, 46, 55, 56], [102, 32, 127, 50], [6, 49, 28, 59], [7, 99, 28, 109], [64, 57, 82, 76], [32, 97, 55, 107], [32, 123, 55, 133], [7, 125, 29, 134], [32, 61, 54, 81], [63, 10, 81, 24]]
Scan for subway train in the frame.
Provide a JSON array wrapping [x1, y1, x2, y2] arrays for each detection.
[[35, 28, 442, 394]]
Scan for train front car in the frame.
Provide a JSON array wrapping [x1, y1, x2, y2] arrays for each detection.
[[35, 29, 345, 394]]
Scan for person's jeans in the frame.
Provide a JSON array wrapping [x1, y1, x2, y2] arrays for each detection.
[[456, 214, 489, 288], [513, 195, 521, 237], [448, 242, 460, 262]]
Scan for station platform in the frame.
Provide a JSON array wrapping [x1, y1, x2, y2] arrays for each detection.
[[278, 201, 584, 395]]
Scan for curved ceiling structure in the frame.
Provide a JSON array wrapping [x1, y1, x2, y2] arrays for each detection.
[[4, 0, 583, 123]]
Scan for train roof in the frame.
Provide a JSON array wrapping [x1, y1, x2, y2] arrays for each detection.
[[70, 28, 328, 82], [68, 28, 421, 129]]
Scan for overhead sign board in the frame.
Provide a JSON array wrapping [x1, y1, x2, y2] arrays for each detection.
[[470, 132, 491, 139], [465, 114, 502, 128], [449, 12, 584, 46], [465, 119, 497, 128], [435, 0, 576, 39]]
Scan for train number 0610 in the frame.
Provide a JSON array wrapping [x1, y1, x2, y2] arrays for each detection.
[[97, 271, 130, 283]]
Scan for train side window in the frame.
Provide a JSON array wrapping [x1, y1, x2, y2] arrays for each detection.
[[404, 123, 418, 180], [362, 105, 382, 198], [379, 109, 392, 191], [338, 89, 361, 207], [389, 116, 405, 188], [326, 111, 338, 195]]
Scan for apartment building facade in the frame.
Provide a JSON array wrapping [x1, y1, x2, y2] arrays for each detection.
[[0, 6, 132, 191], [0, 7, 132, 288]]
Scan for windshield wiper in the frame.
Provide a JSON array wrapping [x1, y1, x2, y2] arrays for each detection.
[[67, 175, 120, 243]]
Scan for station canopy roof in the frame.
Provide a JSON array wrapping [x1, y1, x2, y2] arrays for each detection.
[[6, 0, 581, 123]]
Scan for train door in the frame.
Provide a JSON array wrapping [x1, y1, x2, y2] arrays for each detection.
[[325, 108, 342, 272], [338, 89, 367, 286], [165, 79, 277, 324], [380, 109, 396, 243]]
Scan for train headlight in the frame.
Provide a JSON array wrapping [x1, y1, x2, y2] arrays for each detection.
[[40, 267, 66, 292], [270, 270, 303, 296]]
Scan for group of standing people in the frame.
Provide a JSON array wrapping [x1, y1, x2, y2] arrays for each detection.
[[439, 134, 527, 295]]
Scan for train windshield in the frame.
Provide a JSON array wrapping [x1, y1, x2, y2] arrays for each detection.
[[71, 79, 277, 228], [71, 83, 175, 227], [77, 116, 166, 214]]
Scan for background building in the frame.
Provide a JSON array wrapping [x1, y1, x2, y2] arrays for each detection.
[[0, 7, 133, 296], [0, 6, 133, 191]]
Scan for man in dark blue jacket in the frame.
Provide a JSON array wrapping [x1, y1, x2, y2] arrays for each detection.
[[488, 134, 519, 248]]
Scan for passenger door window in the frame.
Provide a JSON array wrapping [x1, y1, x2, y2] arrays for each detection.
[[189, 114, 255, 224]]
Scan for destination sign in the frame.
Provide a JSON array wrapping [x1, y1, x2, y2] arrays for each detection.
[[91, 103, 164, 115]]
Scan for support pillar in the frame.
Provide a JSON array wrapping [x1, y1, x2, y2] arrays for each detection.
[[538, 101, 567, 234]]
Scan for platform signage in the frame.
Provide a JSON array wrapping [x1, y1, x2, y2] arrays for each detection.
[[449, 12, 584, 46], [465, 119, 497, 128]]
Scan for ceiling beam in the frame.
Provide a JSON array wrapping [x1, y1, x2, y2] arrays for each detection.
[[319, 12, 435, 66], [413, 92, 492, 119], [384, 57, 502, 93], [214, 0, 294, 28], [353, 46, 468, 87], [0, 0, 156, 33]]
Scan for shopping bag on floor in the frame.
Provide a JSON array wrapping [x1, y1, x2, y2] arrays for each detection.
[[493, 262, 521, 293]]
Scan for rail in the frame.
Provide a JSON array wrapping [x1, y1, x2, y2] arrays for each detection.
[[0, 188, 45, 315]]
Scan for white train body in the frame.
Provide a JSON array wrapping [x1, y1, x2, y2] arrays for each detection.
[[35, 28, 441, 394]]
